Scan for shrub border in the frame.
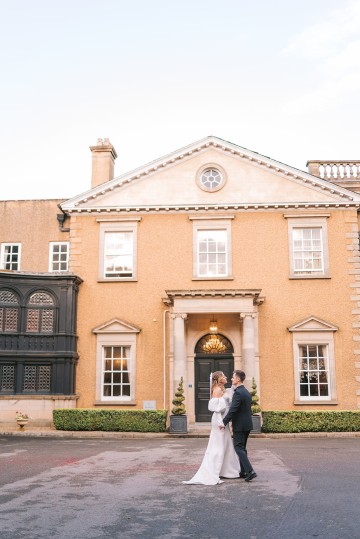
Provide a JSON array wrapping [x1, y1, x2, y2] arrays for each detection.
[[53, 409, 168, 432], [262, 410, 360, 433]]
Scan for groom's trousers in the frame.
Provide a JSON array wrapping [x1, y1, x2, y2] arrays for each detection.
[[233, 430, 253, 474]]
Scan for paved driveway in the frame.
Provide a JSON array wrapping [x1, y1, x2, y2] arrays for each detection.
[[0, 436, 359, 539]]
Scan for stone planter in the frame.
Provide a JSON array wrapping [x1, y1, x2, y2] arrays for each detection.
[[16, 419, 29, 429], [251, 414, 262, 434], [169, 414, 188, 434]]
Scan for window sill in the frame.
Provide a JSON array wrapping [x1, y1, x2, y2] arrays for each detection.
[[97, 279, 138, 283], [289, 275, 331, 280], [93, 400, 137, 406], [294, 400, 338, 405], [192, 276, 234, 281]]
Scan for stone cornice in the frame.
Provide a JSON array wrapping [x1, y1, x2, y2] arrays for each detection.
[[60, 136, 360, 212], [64, 201, 360, 214], [163, 289, 264, 306]]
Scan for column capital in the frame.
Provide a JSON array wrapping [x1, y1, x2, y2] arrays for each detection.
[[170, 312, 188, 320], [240, 312, 257, 320]]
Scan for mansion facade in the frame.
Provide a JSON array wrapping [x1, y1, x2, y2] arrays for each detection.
[[1, 136, 360, 426]]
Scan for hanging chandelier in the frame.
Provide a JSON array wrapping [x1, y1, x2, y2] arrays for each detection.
[[202, 334, 226, 353], [209, 317, 218, 333]]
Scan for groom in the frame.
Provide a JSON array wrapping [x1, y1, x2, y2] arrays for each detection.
[[220, 370, 257, 482]]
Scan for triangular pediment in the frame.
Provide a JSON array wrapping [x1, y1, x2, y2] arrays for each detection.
[[61, 136, 360, 212], [92, 318, 141, 334], [288, 316, 338, 332]]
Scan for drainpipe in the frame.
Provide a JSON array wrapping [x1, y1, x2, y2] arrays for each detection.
[[163, 309, 170, 410]]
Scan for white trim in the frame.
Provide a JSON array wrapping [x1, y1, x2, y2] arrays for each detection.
[[60, 136, 359, 211], [290, 324, 337, 403], [287, 216, 330, 278], [0, 243, 22, 271], [95, 331, 137, 403], [64, 202, 360, 214], [48, 242, 69, 272], [195, 163, 227, 193], [98, 220, 139, 281], [191, 218, 233, 280]]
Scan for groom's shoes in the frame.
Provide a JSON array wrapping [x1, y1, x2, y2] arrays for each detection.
[[239, 473, 248, 478], [245, 471, 257, 482]]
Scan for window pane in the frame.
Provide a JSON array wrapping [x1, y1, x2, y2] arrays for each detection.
[[104, 232, 133, 278], [298, 344, 329, 399], [309, 385, 319, 396], [122, 385, 130, 396], [197, 230, 228, 277], [113, 386, 121, 397], [319, 384, 329, 396], [292, 228, 324, 274], [1, 244, 20, 270], [102, 346, 131, 399]]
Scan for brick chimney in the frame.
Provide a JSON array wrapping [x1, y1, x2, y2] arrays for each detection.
[[89, 138, 118, 188]]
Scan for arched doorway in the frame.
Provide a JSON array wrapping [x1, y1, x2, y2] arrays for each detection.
[[194, 333, 234, 422]]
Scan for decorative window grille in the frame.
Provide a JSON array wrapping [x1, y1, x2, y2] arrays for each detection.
[[0, 364, 15, 391], [299, 344, 329, 398], [197, 230, 227, 277], [292, 228, 324, 275], [0, 289, 19, 332], [200, 168, 223, 190], [23, 365, 51, 392], [0, 244, 21, 271], [49, 242, 69, 272], [104, 232, 133, 278], [102, 345, 130, 398], [26, 291, 55, 333]]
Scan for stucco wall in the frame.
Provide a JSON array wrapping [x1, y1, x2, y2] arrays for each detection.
[[0, 199, 68, 272], [70, 209, 358, 413]]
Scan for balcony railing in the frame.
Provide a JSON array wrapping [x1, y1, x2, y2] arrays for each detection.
[[0, 333, 78, 353], [307, 160, 360, 181]]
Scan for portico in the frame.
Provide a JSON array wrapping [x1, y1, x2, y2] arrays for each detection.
[[163, 289, 264, 424]]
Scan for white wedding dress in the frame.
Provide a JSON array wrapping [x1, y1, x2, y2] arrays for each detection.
[[182, 388, 240, 485]]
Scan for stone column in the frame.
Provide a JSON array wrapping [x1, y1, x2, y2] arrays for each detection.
[[171, 313, 187, 391], [240, 313, 256, 386]]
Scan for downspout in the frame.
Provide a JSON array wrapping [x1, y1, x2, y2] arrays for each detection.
[[163, 309, 170, 410]]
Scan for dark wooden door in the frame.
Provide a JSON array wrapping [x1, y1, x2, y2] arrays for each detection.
[[195, 355, 234, 422]]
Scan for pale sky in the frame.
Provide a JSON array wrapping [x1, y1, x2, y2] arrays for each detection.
[[1, 0, 360, 201]]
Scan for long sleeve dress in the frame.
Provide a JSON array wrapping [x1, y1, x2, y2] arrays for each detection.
[[182, 388, 240, 485]]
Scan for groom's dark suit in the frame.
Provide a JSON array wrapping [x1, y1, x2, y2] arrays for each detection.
[[222, 384, 255, 477]]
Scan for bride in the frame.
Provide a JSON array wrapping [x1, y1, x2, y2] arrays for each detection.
[[182, 371, 240, 485]]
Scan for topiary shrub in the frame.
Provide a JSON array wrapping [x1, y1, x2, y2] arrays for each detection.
[[251, 377, 261, 415], [262, 410, 360, 433], [172, 376, 186, 415], [53, 409, 167, 432]]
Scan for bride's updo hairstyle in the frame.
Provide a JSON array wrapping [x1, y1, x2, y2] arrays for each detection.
[[211, 371, 225, 394]]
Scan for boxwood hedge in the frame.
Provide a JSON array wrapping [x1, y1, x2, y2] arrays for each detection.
[[53, 409, 167, 432], [262, 411, 360, 433]]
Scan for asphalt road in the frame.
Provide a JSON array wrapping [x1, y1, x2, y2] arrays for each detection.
[[0, 436, 359, 539]]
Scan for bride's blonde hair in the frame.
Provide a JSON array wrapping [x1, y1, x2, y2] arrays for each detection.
[[211, 371, 225, 395]]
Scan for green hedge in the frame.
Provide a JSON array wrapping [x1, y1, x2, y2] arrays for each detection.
[[53, 409, 168, 432], [262, 411, 360, 433]]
